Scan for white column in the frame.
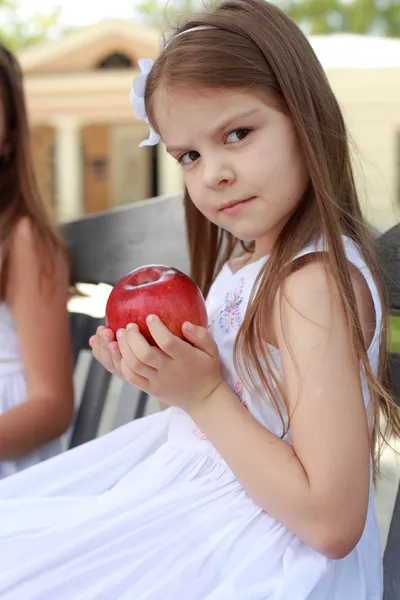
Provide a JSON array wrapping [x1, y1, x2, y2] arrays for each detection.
[[53, 116, 83, 221], [157, 142, 183, 196]]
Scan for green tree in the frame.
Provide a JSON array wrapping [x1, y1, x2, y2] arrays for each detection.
[[135, 0, 400, 37], [134, 0, 205, 27], [0, 0, 62, 52], [280, 0, 400, 37]]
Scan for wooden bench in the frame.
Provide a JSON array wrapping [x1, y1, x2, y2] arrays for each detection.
[[62, 195, 189, 447], [61, 197, 400, 598], [376, 224, 400, 599]]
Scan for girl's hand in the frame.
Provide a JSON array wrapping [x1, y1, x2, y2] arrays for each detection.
[[89, 326, 124, 379], [115, 315, 223, 411]]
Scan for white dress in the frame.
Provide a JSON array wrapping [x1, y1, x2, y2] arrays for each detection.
[[0, 237, 383, 599], [0, 302, 62, 479]]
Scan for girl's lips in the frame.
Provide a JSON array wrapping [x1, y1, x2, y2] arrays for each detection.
[[219, 197, 256, 215]]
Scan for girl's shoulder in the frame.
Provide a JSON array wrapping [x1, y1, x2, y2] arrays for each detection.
[[11, 215, 35, 245], [7, 216, 69, 297], [11, 216, 67, 266], [271, 236, 380, 353]]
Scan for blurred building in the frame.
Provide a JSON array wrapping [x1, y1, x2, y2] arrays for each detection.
[[310, 34, 400, 232], [19, 21, 182, 223], [18, 25, 400, 230]]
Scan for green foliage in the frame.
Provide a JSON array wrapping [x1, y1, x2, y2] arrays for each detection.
[[134, 0, 205, 27], [390, 317, 400, 353], [135, 0, 400, 36], [0, 0, 62, 52]]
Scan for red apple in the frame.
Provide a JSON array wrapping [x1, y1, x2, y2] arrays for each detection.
[[105, 265, 208, 345]]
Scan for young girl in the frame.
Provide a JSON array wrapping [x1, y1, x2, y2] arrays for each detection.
[[0, 44, 74, 478], [0, 1, 398, 597]]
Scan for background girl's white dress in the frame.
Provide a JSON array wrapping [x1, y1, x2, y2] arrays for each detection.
[[0, 302, 62, 479], [0, 238, 383, 599]]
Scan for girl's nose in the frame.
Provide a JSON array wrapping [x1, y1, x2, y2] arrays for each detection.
[[202, 158, 236, 190]]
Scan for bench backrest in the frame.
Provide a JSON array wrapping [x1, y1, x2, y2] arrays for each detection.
[[377, 223, 400, 599], [62, 194, 188, 446]]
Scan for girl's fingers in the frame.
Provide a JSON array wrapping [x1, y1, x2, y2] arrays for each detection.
[[145, 316, 186, 360], [123, 323, 167, 369], [181, 323, 219, 357], [91, 329, 116, 373], [120, 360, 150, 392], [100, 327, 115, 344], [108, 341, 124, 379], [117, 328, 158, 379]]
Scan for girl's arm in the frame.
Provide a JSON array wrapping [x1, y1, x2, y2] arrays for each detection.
[[0, 217, 74, 459], [188, 260, 372, 560]]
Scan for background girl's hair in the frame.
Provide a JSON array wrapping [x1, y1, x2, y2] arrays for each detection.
[[0, 43, 69, 299], [145, 0, 400, 474]]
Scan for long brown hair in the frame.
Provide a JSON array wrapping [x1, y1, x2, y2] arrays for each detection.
[[145, 0, 400, 474], [0, 43, 67, 299]]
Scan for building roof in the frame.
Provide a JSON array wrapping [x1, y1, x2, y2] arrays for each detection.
[[17, 20, 160, 73], [17, 22, 400, 74], [309, 33, 400, 69]]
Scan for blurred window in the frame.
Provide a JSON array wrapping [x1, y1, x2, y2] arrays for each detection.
[[97, 53, 133, 69]]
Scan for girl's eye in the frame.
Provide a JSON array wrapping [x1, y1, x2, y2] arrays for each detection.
[[226, 128, 251, 144], [179, 150, 200, 165]]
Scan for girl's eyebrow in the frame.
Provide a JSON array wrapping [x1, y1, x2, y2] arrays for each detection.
[[166, 108, 261, 154], [209, 107, 261, 136]]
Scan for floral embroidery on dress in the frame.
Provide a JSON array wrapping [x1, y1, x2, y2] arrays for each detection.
[[192, 378, 248, 440], [232, 381, 249, 410], [209, 278, 245, 333], [191, 425, 208, 440]]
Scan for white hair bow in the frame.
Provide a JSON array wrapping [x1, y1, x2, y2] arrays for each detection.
[[129, 58, 160, 147], [129, 27, 216, 148]]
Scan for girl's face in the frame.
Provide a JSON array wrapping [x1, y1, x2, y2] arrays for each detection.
[[153, 85, 310, 256]]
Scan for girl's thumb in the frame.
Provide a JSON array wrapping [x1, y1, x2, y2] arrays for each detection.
[[182, 322, 217, 356]]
